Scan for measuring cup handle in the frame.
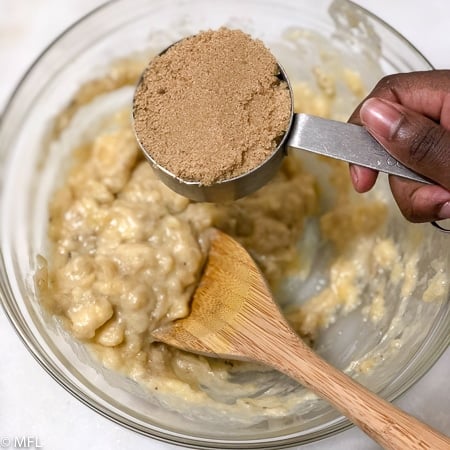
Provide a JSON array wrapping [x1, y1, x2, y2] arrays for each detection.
[[286, 113, 431, 185]]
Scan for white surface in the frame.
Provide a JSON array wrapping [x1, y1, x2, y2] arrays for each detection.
[[0, 1, 448, 449]]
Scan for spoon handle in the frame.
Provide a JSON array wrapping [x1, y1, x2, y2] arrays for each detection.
[[261, 327, 450, 450], [287, 113, 430, 184]]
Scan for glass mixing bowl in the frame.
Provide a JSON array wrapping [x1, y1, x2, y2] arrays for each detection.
[[0, 0, 449, 448]]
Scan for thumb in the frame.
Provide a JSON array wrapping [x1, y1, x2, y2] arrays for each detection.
[[360, 97, 450, 190]]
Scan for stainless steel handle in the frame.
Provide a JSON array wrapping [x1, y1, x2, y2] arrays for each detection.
[[286, 113, 430, 184]]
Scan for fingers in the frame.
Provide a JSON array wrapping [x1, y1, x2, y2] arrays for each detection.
[[359, 97, 450, 222], [349, 164, 378, 193], [388, 178, 450, 222], [360, 97, 450, 190], [347, 71, 450, 223], [349, 71, 450, 127]]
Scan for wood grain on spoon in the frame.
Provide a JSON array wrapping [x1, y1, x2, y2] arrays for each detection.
[[152, 229, 450, 450]]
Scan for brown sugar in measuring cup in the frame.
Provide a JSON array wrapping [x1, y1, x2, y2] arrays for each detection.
[[132, 28, 292, 199]]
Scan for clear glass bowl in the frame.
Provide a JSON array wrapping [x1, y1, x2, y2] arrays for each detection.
[[0, 0, 448, 448]]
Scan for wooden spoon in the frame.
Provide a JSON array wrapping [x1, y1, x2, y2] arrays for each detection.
[[152, 229, 450, 449]]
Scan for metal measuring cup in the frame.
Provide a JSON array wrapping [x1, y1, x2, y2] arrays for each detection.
[[132, 49, 429, 203]]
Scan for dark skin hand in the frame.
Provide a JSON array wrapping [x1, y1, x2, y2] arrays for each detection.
[[348, 70, 450, 223]]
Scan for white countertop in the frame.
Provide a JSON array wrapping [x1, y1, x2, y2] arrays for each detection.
[[0, 1, 448, 449]]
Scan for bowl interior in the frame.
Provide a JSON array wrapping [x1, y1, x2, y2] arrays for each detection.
[[0, 0, 448, 448]]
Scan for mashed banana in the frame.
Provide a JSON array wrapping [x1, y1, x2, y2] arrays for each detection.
[[37, 57, 433, 422]]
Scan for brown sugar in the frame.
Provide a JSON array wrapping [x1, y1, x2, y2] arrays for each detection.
[[133, 28, 291, 185]]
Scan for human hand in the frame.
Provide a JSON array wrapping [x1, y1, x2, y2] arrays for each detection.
[[348, 70, 450, 223]]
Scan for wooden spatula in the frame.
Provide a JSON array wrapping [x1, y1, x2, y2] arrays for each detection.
[[152, 229, 450, 449]]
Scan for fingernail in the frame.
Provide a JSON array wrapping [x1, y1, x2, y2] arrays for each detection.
[[349, 164, 358, 184], [439, 201, 450, 219], [349, 164, 363, 188], [360, 98, 403, 140]]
